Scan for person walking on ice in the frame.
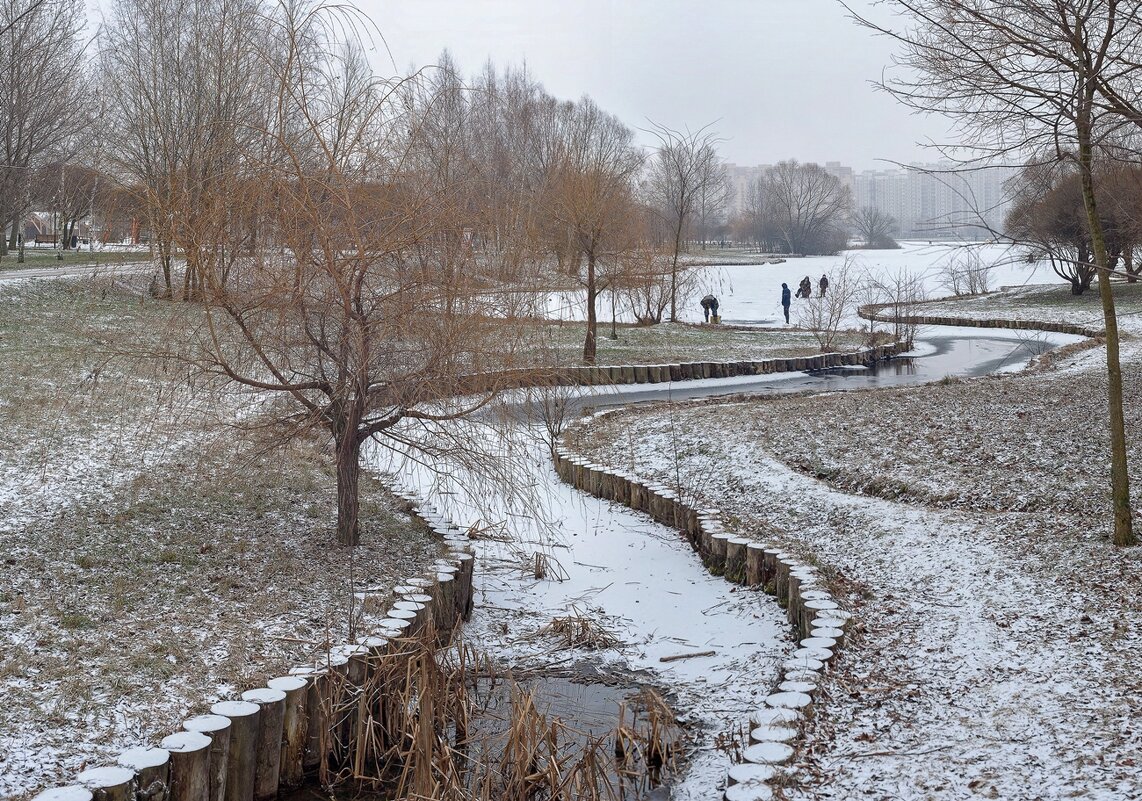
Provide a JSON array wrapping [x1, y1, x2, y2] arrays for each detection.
[[780, 282, 791, 324], [796, 276, 812, 299], [819, 274, 829, 298]]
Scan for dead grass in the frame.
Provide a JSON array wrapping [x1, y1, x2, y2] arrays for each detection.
[[0, 275, 442, 800], [530, 610, 623, 650], [330, 629, 680, 800]]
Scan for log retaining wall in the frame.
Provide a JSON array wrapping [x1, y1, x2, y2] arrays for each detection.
[[551, 439, 852, 801], [858, 301, 1104, 339], [32, 344, 905, 801], [446, 342, 910, 400]]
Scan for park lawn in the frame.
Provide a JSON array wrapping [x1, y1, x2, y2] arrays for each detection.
[[918, 277, 1142, 335], [0, 248, 152, 270], [563, 320, 1142, 800], [0, 275, 440, 800]]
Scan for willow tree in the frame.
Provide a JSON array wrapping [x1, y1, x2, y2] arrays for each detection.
[[542, 98, 643, 364], [849, 0, 1141, 545], [183, 5, 540, 545]]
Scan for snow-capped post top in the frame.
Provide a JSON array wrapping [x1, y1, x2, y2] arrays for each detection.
[[160, 731, 211, 753], [32, 787, 92, 801], [267, 675, 308, 693], [75, 767, 135, 791], [240, 687, 286, 705], [116, 747, 169, 770], [183, 714, 231, 734], [210, 700, 260, 718]]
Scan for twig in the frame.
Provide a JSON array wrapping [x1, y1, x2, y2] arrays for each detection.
[[658, 649, 716, 663], [832, 744, 955, 760]]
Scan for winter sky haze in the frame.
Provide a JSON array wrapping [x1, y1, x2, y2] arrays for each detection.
[[358, 0, 952, 171]]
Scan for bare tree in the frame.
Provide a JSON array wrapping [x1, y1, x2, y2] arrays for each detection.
[[101, 0, 266, 298], [167, 4, 558, 546], [32, 162, 105, 250], [758, 160, 852, 255], [866, 267, 927, 349], [0, 0, 89, 256], [851, 205, 900, 249], [693, 161, 731, 249], [939, 248, 994, 296], [798, 254, 862, 350], [645, 121, 724, 321], [848, 0, 1142, 545]]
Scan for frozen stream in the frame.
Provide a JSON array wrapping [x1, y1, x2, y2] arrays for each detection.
[[367, 324, 1083, 799]]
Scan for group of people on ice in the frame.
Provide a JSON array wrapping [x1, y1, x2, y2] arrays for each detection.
[[780, 274, 828, 323], [700, 273, 828, 326]]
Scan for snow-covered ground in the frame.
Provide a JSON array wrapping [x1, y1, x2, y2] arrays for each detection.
[[565, 316, 1142, 799], [545, 241, 1050, 327], [5, 246, 1128, 800], [0, 277, 439, 801]]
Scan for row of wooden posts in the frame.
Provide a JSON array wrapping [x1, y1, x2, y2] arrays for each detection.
[[551, 443, 854, 801], [34, 508, 476, 801], [858, 303, 1104, 338], [465, 342, 908, 392]]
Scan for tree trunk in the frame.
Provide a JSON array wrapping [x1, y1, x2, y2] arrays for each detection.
[[335, 431, 361, 546], [1125, 244, 1137, 283], [610, 288, 618, 339], [668, 214, 684, 322], [159, 241, 174, 299], [583, 252, 598, 364], [1079, 126, 1135, 546]]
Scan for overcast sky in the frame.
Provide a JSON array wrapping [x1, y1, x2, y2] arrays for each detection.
[[357, 0, 951, 171]]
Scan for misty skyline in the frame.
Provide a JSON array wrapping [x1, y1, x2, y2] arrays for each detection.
[[358, 0, 955, 171]]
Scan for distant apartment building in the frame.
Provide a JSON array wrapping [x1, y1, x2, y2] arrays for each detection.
[[724, 162, 768, 215], [855, 163, 1016, 239], [725, 159, 1016, 241]]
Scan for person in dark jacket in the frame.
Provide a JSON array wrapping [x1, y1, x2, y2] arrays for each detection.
[[781, 282, 791, 324], [700, 294, 719, 322], [819, 274, 829, 298], [796, 276, 812, 299]]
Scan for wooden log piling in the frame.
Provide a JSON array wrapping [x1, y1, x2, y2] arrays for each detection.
[[161, 732, 212, 801], [266, 676, 309, 788], [75, 768, 135, 801], [182, 714, 231, 801], [209, 700, 261, 801], [116, 747, 169, 801]]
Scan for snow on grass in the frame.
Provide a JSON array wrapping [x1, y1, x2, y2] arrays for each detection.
[[0, 278, 440, 800], [911, 278, 1142, 336], [565, 331, 1142, 798]]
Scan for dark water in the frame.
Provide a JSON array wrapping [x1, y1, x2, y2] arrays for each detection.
[[282, 674, 672, 801], [572, 333, 1056, 411]]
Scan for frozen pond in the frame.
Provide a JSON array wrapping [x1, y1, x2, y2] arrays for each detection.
[[544, 241, 1055, 327]]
